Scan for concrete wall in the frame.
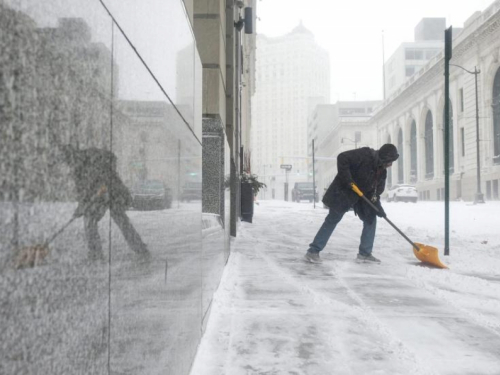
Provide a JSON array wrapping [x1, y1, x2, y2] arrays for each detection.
[[0, 1, 224, 374]]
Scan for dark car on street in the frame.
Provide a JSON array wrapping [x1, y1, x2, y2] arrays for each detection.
[[131, 179, 172, 210], [180, 181, 202, 202], [291, 182, 318, 202]]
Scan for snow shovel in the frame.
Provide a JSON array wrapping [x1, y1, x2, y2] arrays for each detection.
[[351, 183, 448, 269], [15, 185, 108, 269], [14, 215, 79, 269]]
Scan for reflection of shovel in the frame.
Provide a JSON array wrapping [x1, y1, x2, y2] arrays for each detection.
[[351, 183, 448, 269], [15, 186, 108, 269]]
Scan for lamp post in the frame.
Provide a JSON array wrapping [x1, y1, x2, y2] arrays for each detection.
[[312, 139, 316, 208], [450, 64, 484, 204], [262, 164, 266, 200]]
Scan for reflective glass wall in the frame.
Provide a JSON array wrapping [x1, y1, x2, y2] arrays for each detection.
[[0, 1, 205, 374]]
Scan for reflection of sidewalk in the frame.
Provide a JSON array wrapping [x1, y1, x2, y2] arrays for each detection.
[[191, 201, 500, 375], [1, 199, 203, 374]]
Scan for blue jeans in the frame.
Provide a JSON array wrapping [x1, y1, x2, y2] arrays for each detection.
[[308, 208, 377, 256]]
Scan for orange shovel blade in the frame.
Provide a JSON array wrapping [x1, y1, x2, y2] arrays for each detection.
[[413, 242, 448, 269]]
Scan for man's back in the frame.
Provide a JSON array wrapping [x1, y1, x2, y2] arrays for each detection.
[[69, 148, 131, 208]]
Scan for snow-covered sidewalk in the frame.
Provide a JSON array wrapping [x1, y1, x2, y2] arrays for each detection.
[[190, 200, 500, 375]]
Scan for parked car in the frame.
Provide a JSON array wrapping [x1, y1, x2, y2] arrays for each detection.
[[131, 180, 172, 210], [180, 181, 202, 202], [387, 184, 418, 203], [291, 182, 318, 202]]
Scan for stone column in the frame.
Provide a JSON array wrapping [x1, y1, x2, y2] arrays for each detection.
[[202, 117, 225, 218]]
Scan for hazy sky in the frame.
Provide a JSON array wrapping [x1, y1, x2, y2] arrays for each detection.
[[256, 0, 493, 102]]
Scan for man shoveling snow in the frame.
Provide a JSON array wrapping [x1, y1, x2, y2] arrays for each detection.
[[305, 144, 399, 264]]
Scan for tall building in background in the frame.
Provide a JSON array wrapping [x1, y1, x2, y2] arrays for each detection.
[[252, 22, 330, 200], [384, 18, 448, 99]]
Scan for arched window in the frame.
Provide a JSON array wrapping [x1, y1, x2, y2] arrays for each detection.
[[397, 128, 404, 183], [387, 135, 392, 188], [443, 100, 454, 173], [492, 68, 500, 164], [425, 111, 434, 179], [410, 120, 417, 183]]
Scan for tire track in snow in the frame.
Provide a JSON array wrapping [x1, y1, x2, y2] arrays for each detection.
[[403, 266, 500, 337], [248, 233, 437, 375], [375, 228, 500, 337]]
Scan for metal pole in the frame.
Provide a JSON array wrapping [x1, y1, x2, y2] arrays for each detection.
[[263, 164, 266, 200], [312, 139, 316, 208], [474, 67, 485, 204], [444, 26, 452, 256], [382, 30, 386, 101], [285, 169, 289, 201]]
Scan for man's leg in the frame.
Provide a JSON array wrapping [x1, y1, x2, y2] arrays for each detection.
[[111, 208, 149, 255], [308, 208, 345, 253], [359, 217, 377, 257], [84, 215, 104, 260]]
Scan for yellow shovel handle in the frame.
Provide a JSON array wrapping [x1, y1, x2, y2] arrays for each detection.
[[351, 183, 363, 197], [350, 182, 421, 252]]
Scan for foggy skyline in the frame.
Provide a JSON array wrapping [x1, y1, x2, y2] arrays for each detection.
[[256, 0, 493, 102]]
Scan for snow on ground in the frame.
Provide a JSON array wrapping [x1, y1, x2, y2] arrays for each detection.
[[190, 200, 500, 375]]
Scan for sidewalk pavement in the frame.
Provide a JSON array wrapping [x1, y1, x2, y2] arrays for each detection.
[[190, 201, 500, 375]]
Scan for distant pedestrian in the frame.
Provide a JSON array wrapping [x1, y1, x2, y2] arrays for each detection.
[[62, 145, 150, 261], [305, 144, 399, 264]]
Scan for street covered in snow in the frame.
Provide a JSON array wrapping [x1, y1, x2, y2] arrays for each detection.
[[190, 200, 500, 375]]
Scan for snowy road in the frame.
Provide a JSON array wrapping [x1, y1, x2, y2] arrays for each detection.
[[190, 200, 500, 375]]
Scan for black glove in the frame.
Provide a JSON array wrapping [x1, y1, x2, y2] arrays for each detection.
[[373, 198, 386, 218]]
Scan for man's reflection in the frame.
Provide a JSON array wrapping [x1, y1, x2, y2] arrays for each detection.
[[62, 145, 150, 261]]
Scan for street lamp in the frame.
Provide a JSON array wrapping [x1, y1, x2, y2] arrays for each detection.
[[450, 64, 484, 204]]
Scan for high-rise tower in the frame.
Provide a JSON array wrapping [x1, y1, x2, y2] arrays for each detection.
[[252, 23, 330, 199]]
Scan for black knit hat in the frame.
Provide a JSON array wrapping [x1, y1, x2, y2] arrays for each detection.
[[379, 144, 399, 163]]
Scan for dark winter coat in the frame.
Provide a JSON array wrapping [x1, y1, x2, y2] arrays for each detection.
[[65, 147, 132, 217], [322, 147, 387, 223]]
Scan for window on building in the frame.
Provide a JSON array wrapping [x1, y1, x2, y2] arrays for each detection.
[[459, 88, 464, 112], [410, 120, 417, 183], [425, 110, 434, 179], [461, 127, 465, 157], [405, 66, 415, 77], [405, 49, 424, 60], [492, 68, 500, 164], [425, 49, 439, 59], [355, 131, 361, 144], [486, 181, 492, 200], [397, 128, 404, 183]]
